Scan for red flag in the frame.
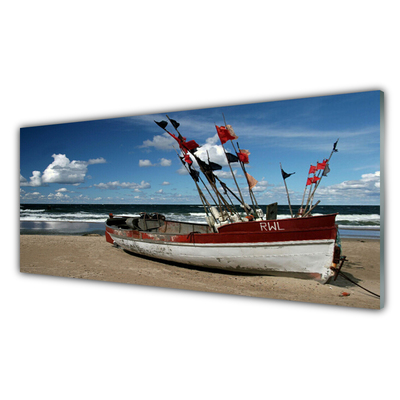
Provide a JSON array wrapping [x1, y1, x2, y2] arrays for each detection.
[[184, 154, 192, 165], [306, 176, 320, 185], [168, 132, 199, 154], [237, 149, 250, 164], [309, 165, 317, 174], [216, 125, 238, 144], [317, 160, 327, 170], [226, 125, 238, 140], [184, 140, 200, 151], [246, 172, 258, 190]]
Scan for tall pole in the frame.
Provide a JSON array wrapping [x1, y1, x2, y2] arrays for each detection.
[[304, 138, 339, 213], [236, 141, 258, 212], [280, 163, 293, 218]]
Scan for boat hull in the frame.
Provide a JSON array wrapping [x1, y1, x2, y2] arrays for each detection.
[[105, 214, 340, 283]]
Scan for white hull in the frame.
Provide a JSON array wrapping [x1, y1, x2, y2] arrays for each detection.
[[110, 233, 336, 283]]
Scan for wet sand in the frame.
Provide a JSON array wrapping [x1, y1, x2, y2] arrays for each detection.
[[19, 235, 382, 309]]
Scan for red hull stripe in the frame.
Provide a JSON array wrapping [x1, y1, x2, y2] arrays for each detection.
[[105, 214, 338, 245]]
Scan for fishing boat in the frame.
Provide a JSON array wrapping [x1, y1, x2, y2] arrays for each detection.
[[105, 116, 344, 283]]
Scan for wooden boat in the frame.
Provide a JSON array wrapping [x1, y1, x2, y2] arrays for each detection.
[[105, 117, 344, 283], [105, 211, 341, 283]]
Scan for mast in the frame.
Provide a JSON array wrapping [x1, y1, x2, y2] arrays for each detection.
[[303, 139, 339, 214], [280, 163, 294, 218]]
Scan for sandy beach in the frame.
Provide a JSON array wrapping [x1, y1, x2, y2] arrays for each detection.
[[19, 235, 382, 309]]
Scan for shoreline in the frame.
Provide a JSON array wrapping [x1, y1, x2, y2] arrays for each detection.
[[20, 235, 382, 309], [20, 220, 381, 239]]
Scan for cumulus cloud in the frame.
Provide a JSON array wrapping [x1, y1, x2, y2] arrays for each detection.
[[55, 187, 72, 193], [140, 133, 175, 150], [47, 192, 70, 200], [193, 134, 232, 167], [139, 159, 154, 167], [21, 154, 106, 186], [316, 171, 380, 200], [139, 158, 172, 167], [20, 171, 43, 187], [94, 180, 151, 190], [162, 181, 170, 185]]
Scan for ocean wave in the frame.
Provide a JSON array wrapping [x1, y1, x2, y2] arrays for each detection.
[[20, 208, 380, 227]]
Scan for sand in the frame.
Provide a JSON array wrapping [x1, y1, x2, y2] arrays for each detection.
[[19, 235, 382, 309]]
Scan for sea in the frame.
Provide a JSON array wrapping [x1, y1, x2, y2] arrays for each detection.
[[20, 204, 380, 239]]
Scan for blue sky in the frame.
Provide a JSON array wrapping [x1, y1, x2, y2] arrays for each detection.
[[20, 90, 381, 205]]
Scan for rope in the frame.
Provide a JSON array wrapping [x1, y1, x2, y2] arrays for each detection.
[[338, 271, 380, 298]]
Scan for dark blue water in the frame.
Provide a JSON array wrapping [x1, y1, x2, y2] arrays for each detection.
[[20, 203, 380, 238]]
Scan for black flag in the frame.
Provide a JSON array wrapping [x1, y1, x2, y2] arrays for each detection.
[[333, 139, 339, 152], [281, 168, 295, 180], [155, 120, 168, 130], [169, 118, 180, 130], [188, 165, 200, 182], [208, 161, 222, 171], [226, 152, 239, 163]]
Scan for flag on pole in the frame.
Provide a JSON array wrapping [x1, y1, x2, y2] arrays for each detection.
[[184, 154, 192, 165], [188, 165, 200, 182], [322, 163, 330, 176], [307, 176, 320, 185], [317, 160, 327, 170], [216, 125, 238, 144], [246, 172, 258, 190], [281, 168, 295, 180], [226, 152, 239, 163], [237, 149, 250, 164], [154, 120, 168, 130], [226, 125, 238, 140], [169, 119, 180, 130], [168, 132, 199, 154], [309, 165, 317, 174], [208, 161, 222, 171], [333, 139, 339, 152]]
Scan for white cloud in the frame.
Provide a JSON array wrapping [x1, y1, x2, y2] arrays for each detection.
[[139, 159, 154, 167], [94, 180, 151, 190], [194, 135, 231, 167], [55, 187, 71, 193], [42, 154, 87, 184], [140, 133, 175, 150], [156, 189, 163, 194], [139, 158, 172, 167], [20, 171, 43, 187], [316, 171, 380, 201], [88, 157, 106, 165], [47, 192, 70, 200], [177, 165, 189, 175], [21, 154, 107, 187]]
